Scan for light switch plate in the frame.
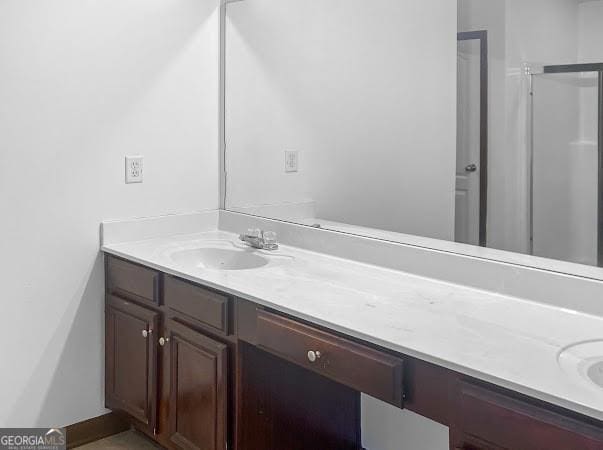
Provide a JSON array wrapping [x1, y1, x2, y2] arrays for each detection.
[[284, 150, 299, 173], [125, 156, 143, 183]]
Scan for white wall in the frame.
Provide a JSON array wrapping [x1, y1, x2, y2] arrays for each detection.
[[361, 396, 449, 450], [578, 0, 603, 141], [225, 0, 457, 241], [578, 0, 603, 62], [0, 0, 220, 427]]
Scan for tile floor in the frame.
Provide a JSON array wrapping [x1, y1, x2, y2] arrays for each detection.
[[74, 430, 162, 449]]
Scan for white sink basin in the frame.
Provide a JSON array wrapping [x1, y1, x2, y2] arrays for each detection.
[[161, 238, 293, 271], [558, 340, 603, 389], [171, 247, 270, 270]]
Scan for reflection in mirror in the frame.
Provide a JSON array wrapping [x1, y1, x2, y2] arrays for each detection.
[[224, 0, 603, 272], [532, 71, 600, 266], [456, 34, 487, 247]]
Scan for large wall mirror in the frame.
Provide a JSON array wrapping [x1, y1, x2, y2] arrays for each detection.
[[223, 0, 603, 276]]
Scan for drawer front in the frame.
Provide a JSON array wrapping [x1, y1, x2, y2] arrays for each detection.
[[454, 382, 603, 450], [107, 256, 159, 305], [164, 276, 230, 335], [256, 310, 404, 407]]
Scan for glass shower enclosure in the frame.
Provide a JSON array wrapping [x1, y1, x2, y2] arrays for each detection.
[[530, 64, 603, 267]]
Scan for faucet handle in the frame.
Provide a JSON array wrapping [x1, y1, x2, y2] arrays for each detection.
[[263, 231, 277, 246], [245, 228, 261, 238]]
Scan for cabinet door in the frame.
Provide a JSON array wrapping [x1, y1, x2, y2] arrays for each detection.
[[105, 295, 159, 433], [165, 320, 227, 450], [451, 381, 603, 450]]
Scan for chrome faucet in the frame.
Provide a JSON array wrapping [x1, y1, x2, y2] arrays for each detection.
[[239, 228, 279, 251]]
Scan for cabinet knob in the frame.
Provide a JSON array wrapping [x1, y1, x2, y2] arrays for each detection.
[[307, 350, 321, 363], [159, 337, 170, 347], [142, 329, 152, 338]]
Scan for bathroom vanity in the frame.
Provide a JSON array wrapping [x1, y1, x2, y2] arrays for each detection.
[[101, 221, 603, 450], [95, 1, 603, 447]]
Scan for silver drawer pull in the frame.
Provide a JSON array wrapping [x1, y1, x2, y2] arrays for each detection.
[[142, 329, 152, 338], [159, 337, 170, 347], [307, 350, 321, 363]]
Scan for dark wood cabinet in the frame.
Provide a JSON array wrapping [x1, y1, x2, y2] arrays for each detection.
[[105, 295, 159, 434], [164, 320, 228, 450], [450, 382, 603, 450], [105, 257, 232, 450], [104, 254, 603, 450], [237, 342, 361, 450], [451, 436, 507, 450]]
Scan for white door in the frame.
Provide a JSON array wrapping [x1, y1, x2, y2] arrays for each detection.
[[455, 38, 482, 245]]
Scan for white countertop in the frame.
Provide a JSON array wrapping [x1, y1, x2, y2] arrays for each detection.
[[102, 230, 603, 421]]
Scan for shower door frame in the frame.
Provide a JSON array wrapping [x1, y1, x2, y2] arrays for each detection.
[[531, 63, 603, 266], [457, 30, 489, 247]]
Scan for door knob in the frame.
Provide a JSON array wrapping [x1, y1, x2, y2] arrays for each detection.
[[307, 350, 321, 363], [159, 337, 170, 347], [142, 329, 152, 338], [465, 163, 477, 173]]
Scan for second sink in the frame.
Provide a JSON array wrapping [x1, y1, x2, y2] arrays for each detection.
[[558, 340, 603, 390]]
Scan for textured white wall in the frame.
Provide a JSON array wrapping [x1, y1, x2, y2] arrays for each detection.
[[0, 0, 220, 427], [225, 0, 457, 241]]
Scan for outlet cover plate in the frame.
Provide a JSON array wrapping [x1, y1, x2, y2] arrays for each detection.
[[125, 156, 144, 183], [285, 150, 299, 173]]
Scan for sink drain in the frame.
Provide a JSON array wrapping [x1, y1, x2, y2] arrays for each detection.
[[587, 361, 603, 388]]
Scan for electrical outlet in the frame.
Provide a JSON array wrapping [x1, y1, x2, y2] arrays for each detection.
[[125, 156, 143, 183], [284, 150, 299, 173]]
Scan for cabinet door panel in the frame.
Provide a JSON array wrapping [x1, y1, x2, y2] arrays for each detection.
[[451, 381, 603, 450], [105, 295, 159, 432], [166, 320, 227, 450]]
